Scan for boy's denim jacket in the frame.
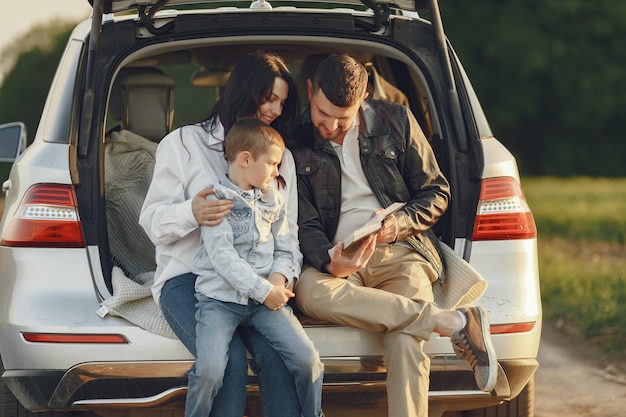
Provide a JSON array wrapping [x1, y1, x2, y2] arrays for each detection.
[[193, 175, 297, 305]]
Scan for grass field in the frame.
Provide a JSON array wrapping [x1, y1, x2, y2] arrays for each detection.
[[522, 177, 626, 354]]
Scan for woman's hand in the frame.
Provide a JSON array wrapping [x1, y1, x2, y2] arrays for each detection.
[[192, 188, 234, 226]]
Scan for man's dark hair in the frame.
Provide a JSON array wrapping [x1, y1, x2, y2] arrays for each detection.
[[312, 54, 368, 107]]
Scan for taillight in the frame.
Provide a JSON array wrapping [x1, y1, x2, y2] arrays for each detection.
[[490, 322, 536, 335], [1, 184, 85, 247], [22, 332, 128, 344], [472, 177, 537, 241]]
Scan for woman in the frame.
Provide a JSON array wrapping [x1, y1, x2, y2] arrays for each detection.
[[139, 51, 303, 417]]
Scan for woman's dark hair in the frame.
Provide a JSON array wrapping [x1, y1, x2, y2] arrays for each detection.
[[202, 50, 300, 137]]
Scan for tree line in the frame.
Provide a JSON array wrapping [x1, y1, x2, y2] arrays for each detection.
[[1, 1, 624, 179], [439, 0, 626, 176]]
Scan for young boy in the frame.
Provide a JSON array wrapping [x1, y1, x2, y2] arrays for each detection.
[[186, 118, 323, 417]]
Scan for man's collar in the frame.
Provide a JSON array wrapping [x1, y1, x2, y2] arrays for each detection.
[[359, 100, 390, 138], [309, 99, 390, 149]]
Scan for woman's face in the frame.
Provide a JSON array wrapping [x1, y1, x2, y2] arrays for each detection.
[[256, 77, 289, 125]]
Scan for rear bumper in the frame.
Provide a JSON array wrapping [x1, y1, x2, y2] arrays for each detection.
[[3, 356, 537, 413]]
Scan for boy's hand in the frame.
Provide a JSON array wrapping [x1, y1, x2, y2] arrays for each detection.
[[263, 284, 295, 311], [267, 272, 288, 287]]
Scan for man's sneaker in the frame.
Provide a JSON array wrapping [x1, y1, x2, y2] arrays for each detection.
[[451, 306, 497, 392]]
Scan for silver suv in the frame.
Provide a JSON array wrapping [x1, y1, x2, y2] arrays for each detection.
[[0, 1, 541, 416]]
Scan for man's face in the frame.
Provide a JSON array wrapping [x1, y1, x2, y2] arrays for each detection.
[[307, 80, 365, 143]]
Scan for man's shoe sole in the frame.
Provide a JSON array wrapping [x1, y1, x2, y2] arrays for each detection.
[[474, 306, 497, 392]]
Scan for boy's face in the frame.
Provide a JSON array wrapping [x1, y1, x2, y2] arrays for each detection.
[[243, 143, 283, 190]]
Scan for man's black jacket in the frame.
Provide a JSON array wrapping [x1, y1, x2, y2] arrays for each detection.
[[289, 99, 451, 279]]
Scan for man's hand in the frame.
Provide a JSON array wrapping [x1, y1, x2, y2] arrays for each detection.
[[263, 284, 295, 310], [376, 214, 399, 244], [192, 188, 234, 226], [326, 234, 376, 278]]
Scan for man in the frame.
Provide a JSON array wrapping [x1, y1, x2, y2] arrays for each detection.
[[290, 54, 497, 417]]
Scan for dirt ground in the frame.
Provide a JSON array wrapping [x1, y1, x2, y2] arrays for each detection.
[[535, 319, 626, 416]]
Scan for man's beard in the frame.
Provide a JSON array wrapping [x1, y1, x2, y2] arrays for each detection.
[[315, 123, 345, 142]]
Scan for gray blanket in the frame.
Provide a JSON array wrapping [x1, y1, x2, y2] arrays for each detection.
[[104, 129, 158, 278], [102, 130, 175, 338], [100, 267, 176, 339]]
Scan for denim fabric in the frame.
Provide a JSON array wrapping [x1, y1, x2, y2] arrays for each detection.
[[160, 274, 246, 417], [186, 294, 324, 417], [240, 330, 301, 417], [194, 177, 297, 305], [160, 273, 302, 417]]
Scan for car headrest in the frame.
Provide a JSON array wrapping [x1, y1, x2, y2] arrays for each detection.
[[121, 72, 176, 142], [108, 68, 176, 142], [109, 68, 163, 123]]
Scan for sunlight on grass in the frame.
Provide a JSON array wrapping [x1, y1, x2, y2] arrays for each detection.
[[524, 177, 626, 354], [538, 237, 626, 350], [522, 177, 626, 244]]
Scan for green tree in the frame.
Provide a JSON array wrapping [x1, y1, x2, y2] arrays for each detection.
[[440, 0, 626, 176], [0, 20, 74, 140], [2, 5, 625, 177], [0, 20, 74, 181]]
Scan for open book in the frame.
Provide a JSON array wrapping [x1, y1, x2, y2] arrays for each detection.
[[341, 202, 407, 255]]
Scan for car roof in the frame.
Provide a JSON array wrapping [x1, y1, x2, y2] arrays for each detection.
[[88, 0, 422, 14]]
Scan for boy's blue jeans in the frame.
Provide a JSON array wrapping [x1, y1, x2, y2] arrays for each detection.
[[160, 273, 306, 417], [185, 294, 324, 417]]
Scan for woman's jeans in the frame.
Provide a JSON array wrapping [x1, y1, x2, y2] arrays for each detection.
[[186, 294, 324, 417], [160, 273, 303, 417]]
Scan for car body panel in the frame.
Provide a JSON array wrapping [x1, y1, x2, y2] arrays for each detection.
[[1, 2, 540, 416]]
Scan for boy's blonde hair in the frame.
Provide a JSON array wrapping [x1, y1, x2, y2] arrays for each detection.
[[224, 117, 285, 162]]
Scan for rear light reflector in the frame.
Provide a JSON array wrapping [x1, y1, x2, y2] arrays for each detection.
[[490, 322, 535, 335], [1, 184, 85, 247], [472, 177, 537, 240], [22, 333, 129, 344]]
